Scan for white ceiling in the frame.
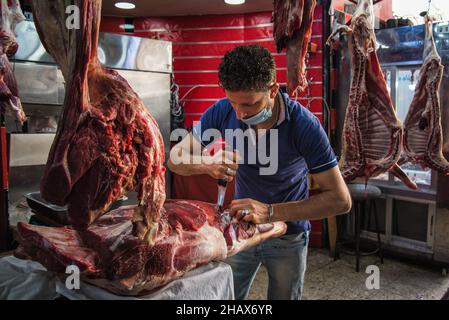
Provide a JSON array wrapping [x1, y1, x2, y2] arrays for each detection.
[[102, 0, 274, 17]]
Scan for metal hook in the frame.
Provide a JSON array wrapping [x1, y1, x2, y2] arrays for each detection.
[[420, 0, 433, 18]]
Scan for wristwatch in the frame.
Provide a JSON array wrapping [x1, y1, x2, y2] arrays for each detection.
[[268, 204, 274, 223]]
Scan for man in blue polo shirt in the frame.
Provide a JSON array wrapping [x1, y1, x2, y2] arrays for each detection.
[[168, 44, 351, 300]]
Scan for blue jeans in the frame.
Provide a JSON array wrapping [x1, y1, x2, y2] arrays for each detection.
[[225, 231, 309, 300]]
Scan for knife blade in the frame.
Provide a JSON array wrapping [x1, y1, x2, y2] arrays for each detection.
[[217, 177, 228, 213]]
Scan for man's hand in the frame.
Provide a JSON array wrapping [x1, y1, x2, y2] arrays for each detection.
[[167, 132, 241, 181], [203, 149, 239, 182], [229, 198, 271, 224]]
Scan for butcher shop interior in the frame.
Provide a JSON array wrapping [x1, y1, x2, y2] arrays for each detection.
[[1, 0, 449, 302]]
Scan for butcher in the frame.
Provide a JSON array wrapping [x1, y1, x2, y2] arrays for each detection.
[[168, 44, 351, 300]]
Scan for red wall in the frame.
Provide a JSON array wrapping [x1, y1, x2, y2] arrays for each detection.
[[101, 10, 324, 125], [101, 7, 326, 247]]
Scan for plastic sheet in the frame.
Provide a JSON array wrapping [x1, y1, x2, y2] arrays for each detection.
[[0, 256, 234, 300], [0, 256, 60, 300]]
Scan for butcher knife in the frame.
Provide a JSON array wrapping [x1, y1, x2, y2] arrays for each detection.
[[216, 177, 228, 213]]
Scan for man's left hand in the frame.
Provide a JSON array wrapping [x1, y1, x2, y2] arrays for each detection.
[[229, 198, 271, 224]]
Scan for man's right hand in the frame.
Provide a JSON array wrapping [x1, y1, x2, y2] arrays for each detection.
[[203, 149, 239, 182], [167, 132, 240, 180]]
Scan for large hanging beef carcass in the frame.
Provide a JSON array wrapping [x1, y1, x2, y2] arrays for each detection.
[[403, 17, 449, 175], [15, 0, 286, 295], [0, 0, 26, 124], [327, 0, 417, 189], [32, 0, 166, 237], [273, 0, 316, 96]]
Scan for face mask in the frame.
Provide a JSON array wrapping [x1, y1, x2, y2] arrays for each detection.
[[241, 103, 273, 126]]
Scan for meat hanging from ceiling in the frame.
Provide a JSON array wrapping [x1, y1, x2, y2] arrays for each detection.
[[326, 0, 417, 190], [0, 0, 26, 124], [273, 0, 316, 96], [402, 16, 449, 175], [32, 0, 166, 238], [14, 0, 287, 295]]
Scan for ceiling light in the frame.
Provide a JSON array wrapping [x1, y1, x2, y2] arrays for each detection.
[[224, 0, 245, 5], [115, 2, 136, 10], [119, 24, 135, 30]]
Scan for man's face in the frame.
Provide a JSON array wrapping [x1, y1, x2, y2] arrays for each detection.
[[225, 83, 279, 121]]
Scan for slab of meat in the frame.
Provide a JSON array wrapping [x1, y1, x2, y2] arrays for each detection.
[[326, 0, 417, 189], [273, 0, 316, 96], [15, 0, 288, 296], [403, 17, 449, 175], [0, 0, 26, 124], [32, 0, 166, 236], [273, 0, 304, 52], [15, 200, 286, 296]]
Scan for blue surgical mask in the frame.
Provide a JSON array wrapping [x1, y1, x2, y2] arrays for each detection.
[[241, 106, 272, 126]]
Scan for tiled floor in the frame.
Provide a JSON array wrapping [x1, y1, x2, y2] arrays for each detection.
[[247, 248, 449, 300]]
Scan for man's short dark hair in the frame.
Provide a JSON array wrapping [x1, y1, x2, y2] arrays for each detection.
[[218, 44, 276, 92]]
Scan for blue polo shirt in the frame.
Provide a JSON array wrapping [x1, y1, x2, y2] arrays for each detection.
[[193, 93, 337, 235]]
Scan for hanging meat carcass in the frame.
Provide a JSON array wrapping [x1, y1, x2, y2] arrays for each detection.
[[273, 0, 316, 96], [403, 17, 449, 175], [15, 0, 287, 295], [32, 0, 166, 237], [0, 0, 26, 124], [327, 0, 417, 189]]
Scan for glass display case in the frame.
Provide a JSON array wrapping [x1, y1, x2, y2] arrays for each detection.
[[375, 66, 434, 188], [395, 67, 432, 186]]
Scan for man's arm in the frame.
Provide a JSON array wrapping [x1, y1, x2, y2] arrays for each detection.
[[229, 166, 352, 224], [167, 132, 238, 181]]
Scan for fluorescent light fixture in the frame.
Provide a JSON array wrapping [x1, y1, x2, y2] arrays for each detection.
[[224, 0, 245, 5], [115, 2, 135, 9], [119, 24, 135, 29]]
